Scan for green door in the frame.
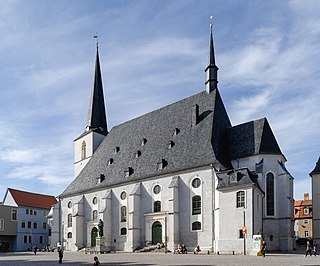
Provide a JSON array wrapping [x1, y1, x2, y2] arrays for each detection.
[[91, 227, 98, 247], [152, 221, 162, 245]]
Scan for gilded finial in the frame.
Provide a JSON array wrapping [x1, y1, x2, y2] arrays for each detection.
[[210, 16, 213, 29], [94, 33, 99, 51]]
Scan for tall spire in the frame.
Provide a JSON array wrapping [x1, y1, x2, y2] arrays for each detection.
[[86, 36, 108, 135], [205, 17, 219, 94]]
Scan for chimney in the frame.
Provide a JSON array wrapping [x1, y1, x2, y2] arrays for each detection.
[[304, 193, 309, 200], [191, 104, 199, 127]]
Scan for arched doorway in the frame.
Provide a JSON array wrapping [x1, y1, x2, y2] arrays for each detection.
[[91, 227, 98, 247], [152, 221, 162, 245]]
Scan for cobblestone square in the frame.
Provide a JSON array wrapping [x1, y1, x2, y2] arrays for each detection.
[[0, 251, 320, 266]]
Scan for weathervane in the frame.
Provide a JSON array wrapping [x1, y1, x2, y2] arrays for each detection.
[[94, 33, 99, 51], [210, 15, 213, 29]]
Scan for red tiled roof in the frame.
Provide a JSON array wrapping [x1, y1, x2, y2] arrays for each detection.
[[8, 188, 57, 209]]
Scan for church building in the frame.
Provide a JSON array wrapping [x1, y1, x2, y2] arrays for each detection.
[[59, 25, 294, 254]]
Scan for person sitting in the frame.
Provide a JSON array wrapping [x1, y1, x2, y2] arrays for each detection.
[[194, 244, 201, 254], [181, 244, 187, 254], [93, 256, 101, 265]]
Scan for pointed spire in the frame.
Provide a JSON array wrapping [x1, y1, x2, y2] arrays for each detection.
[[205, 17, 219, 94], [86, 36, 108, 135]]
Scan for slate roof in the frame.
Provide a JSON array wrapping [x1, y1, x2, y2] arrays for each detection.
[[216, 168, 263, 192], [7, 188, 57, 209], [310, 157, 320, 176], [60, 89, 232, 197], [227, 118, 283, 160]]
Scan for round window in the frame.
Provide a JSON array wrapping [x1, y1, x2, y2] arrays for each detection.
[[92, 197, 98, 205], [67, 201, 72, 208], [153, 185, 161, 194], [120, 191, 127, 200], [192, 178, 201, 188]]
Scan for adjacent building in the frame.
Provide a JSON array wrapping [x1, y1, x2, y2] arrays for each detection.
[[2, 188, 57, 251], [0, 204, 17, 251], [294, 193, 312, 240], [310, 157, 320, 243], [59, 26, 294, 254]]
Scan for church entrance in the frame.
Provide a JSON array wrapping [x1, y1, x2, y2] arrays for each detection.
[[91, 227, 98, 247], [152, 221, 162, 245]]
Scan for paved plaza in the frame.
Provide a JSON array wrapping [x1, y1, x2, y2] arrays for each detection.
[[0, 251, 320, 266]]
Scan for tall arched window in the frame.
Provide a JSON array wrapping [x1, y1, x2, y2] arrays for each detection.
[[192, 195, 201, 215], [266, 172, 275, 216], [67, 214, 72, 227], [92, 210, 98, 221], [81, 141, 86, 160], [120, 206, 127, 222], [67, 232, 72, 238], [154, 201, 161, 212], [236, 191, 245, 208]]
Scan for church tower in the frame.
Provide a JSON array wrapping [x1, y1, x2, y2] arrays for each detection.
[[74, 38, 108, 177]]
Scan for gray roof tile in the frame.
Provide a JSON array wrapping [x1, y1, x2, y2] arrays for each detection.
[[60, 89, 231, 197]]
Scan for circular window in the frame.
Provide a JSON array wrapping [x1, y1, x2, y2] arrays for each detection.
[[192, 178, 201, 188], [92, 197, 98, 205], [153, 185, 161, 194], [120, 191, 127, 200], [67, 201, 72, 208]]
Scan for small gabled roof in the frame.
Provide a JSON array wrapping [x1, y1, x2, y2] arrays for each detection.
[[216, 167, 263, 192], [6, 188, 57, 209], [310, 157, 320, 176], [227, 118, 283, 159]]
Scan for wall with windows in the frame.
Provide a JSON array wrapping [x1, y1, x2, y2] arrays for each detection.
[[0, 205, 17, 251], [74, 132, 106, 177], [15, 206, 50, 251], [231, 154, 294, 251]]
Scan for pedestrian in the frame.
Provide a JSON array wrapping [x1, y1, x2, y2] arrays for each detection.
[[313, 243, 317, 256], [58, 248, 64, 263], [261, 241, 267, 257], [93, 256, 101, 265], [305, 241, 312, 257], [32, 246, 37, 255]]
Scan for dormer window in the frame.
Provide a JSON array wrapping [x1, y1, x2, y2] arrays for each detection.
[[124, 167, 134, 177], [99, 174, 105, 183], [168, 141, 175, 149], [157, 159, 167, 170], [107, 158, 114, 166], [134, 150, 141, 158], [173, 128, 180, 136], [114, 147, 120, 154], [141, 138, 147, 146]]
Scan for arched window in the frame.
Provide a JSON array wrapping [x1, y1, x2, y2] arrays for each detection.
[[120, 227, 127, 235], [67, 214, 72, 227], [154, 201, 161, 212], [120, 206, 127, 222], [192, 221, 201, 231], [92, 210, 98, 221], [236, 191, 245, 208], [67, 232, 72, 238], [192, 195, 201, 215], [266, 172, 275, 216], [81, 141, 86, 160]]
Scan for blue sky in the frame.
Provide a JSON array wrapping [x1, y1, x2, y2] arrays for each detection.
[[0, 0, 319, 201]]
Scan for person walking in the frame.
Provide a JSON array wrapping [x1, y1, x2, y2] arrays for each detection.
[[58, 248, 64, 263], [306, 241, 312, 257], [261, 241, 267, 257]]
